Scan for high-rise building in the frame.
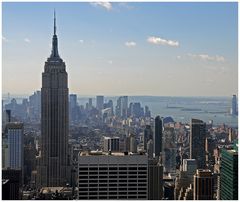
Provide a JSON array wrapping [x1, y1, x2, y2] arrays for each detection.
[[96, 95, 104, 111], [148, 158, 163, 199], [130, 102, 144, 118], [129, 134, 137, 153], [147, 139, 154, 159], [115, 96, 128, 118], [162, 127, 177, 173], [144, 125, 153, 151], [154, 116, 162, 158], [144, 105, 151, 117], [190, 119, 206, 169], [193, 169, 214, 200], [121, 96, 128, 118], [182, 159, 197, 173], [37, 12, 70, 187], [69, 94, 78, 122], [2, 109, 11, 134], [2, 169, 22, 200], [103, 137, 120, 152], [220, 146, 238, 200], [88, 98, 93, 109], [78, 151, 148, 200], [231, 94, 238, 116], [29, 91, 41, 121], [174, 159, 197, 200], [6, 122, 24, 170]]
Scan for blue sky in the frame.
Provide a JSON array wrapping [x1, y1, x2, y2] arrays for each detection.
[[2, 2, 238, 96]]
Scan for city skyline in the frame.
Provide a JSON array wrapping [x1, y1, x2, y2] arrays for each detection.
[[2, 2, 238, 96]]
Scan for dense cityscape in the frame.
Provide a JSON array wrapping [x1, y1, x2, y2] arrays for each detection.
[[2, 4, 238, 201]]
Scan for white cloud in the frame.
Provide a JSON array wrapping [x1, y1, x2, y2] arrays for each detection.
[[187, 53, 225, 62], [125, 41, 136, 47], [79, 39, 84, 43], [177, 56, 181, 59], [108, 60, 113, 65], [147, 36, 179, 47], [2, 36, 9, 42], [24, 38, 31, 43], [90, 2, 112, 11]]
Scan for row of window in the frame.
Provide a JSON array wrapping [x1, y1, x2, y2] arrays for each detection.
[[79, 175, 147, 179], [79, 167, 147, 171], [79, 171, 147, 175], [79, 191, 147, 195], [78, 187, 147, 191], [78, 183, 147, 187], [79, 179, 147, 182], [79, 196, 147, 200]]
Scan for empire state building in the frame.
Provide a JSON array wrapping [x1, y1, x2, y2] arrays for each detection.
[[37, 12, 70, 187]]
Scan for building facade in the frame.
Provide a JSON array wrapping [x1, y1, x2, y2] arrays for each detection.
[[154, 116, 162, 158], [96, 96, 104, 111], [231, 94, 238, 116], [6, 122, 24, 170], [103, 137, 120, 152], [193, 169, 214, 200], [220, 147, 238, 200], [78, 151, 148, 200], [190, 119, 206, 169]]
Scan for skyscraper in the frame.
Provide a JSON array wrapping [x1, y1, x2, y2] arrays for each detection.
[[69, 94, 77, 122], [88, 98, 93, 109], [120, 96, 128, 118], [103, 137, 120, 152], [231, 94, 238, 116], [96, 95, 104, 111], [38, 12, 70, 187], [220, 145, 238, 200], [154, 116, 162, 158], [148, 158, 163, 199], [144, 125, 153, 151], [190, 119, 206, 169], [193, 169, 214, 200], [6, 122, 24, 169], [115, 96, 128, 118]]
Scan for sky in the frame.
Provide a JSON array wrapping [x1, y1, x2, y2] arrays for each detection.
[[2, 2, 238, 96]]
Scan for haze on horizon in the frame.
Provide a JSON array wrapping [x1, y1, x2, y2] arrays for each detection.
[[2, 2, 238, 97]]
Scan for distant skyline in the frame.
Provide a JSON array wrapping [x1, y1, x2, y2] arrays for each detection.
[[2, 2, 238, 96]]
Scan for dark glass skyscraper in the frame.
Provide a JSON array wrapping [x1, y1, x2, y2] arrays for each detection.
[[190, 119, 206, 169], [38, 12, 70, 187], [154, 116, 162, 158]]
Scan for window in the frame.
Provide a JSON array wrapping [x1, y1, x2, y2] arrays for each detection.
[[79, 180, 88, 183], [89, 167, 98, 170], [89, 172, 98, 175], [109, 167, 117, 170], [78, 188, 88, 191], [89, 197, 97, 199], [99, 188, 107, 191], [79, 176, 88, 179], [89, 188, 98, 191], [99, 167, 108, 170], [129, 167, 137, 170], [78, 197, 88, 200], [79, 167, 88, 171], [89, 180, 98, 183], [138, 167, 147, 170]]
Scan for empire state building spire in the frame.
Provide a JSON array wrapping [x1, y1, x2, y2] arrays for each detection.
[[50, 10, 60, 59]]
